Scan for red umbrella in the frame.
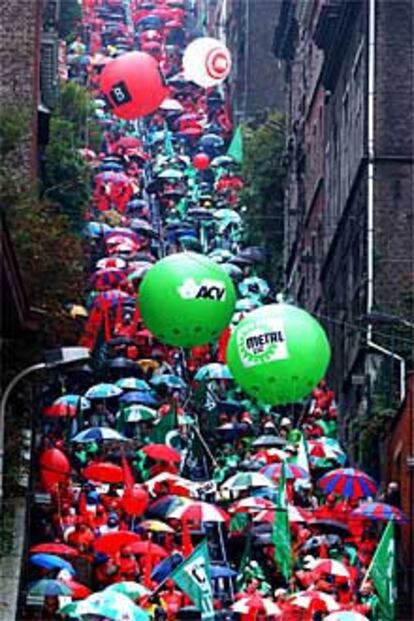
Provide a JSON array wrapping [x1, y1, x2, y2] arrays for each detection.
[[229, 497, 275, 514], [61, 579, 91, 600], [128, 541, 168, 558], [169, 501, 229, 523], [30, 543, 79, 557], [141, 444, 181, 463], [115, 136, 142, 150], [83, 462, 124, 484], [43, 403, 77, 418], [94, 531, 141, 556]]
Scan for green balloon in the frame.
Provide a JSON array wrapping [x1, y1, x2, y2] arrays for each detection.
[[139, 252, 236, 347], [226, 303, 331, 405]]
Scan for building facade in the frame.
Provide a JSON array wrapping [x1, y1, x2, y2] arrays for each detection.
[[274, 0, 413, 477], [200, 0, 285, 122]]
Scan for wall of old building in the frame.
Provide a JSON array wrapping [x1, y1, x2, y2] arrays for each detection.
[[0, 0, 41, 180]]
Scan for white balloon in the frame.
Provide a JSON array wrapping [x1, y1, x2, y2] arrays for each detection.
[[183, 37, 232, 88]]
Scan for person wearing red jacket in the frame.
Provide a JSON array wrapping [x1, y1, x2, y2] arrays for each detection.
[[159, 579, 184, 621]]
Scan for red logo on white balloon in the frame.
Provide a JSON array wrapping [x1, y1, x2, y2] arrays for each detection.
[[205, 47, 230, 80]]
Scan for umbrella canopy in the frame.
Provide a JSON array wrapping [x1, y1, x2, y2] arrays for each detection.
[[141, 444, 181, 463], [94, 531, 141, 556], [232, 595, 281, 616], [77, 591, 149, 621], [29, 543, 79, 558], [313, 559, 351, 578], [351, 501, 408, 522], [83, 462, 124, 483], [148, 495, 193, 519], [54, 394, 91, 411], [85, 383, 123, 400], [96, 257, 127, 270], [61, 578, 91, 600], [43, 403, 78, 418], [120, 391, 158, 406], [115, 377, 151, 391], [128, 541, 168, 558], [90, 268, 126, 291], [318, 468, 378, 498], [260, 463, 310, 481], [253, 504, 312, 524], [229, 497, 275, 514], [210, 564, 237, 579], [324, 613, 369, 621], [150, 374, 187, 389], [30, 554, 75, 574], [108, 357, 140, 372], [238, 276, 270, 299], [104, 581, 150, 600], [70, 427, 127, 443], [251, 435, 287, 448], [308, 438, 347, 465], [221, 472, 275, 490], [28, 579, 72, 597], [168, 501, 229, 523], [140, 519, 176, 534], [120, 404, 157, 423], [308, 519, 351, 536], [195, 363, 233, 381], [287, 590, 340, 612]]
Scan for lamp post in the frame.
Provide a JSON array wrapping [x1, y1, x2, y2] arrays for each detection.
[[0, 346, 90, 504]]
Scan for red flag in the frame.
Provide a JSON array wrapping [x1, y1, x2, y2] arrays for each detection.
[[121, 453, 135, 492], [181, 517, 193, 558], [78, 491, 88, 516], [217, 326, 231, 363]]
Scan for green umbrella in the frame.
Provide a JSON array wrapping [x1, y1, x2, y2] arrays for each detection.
[[59, 601, 82, 618], [178, 235, 202, 251], [119, 405, 157, 423], [77, 592, 149, 621], [104, 581, 150, 600]]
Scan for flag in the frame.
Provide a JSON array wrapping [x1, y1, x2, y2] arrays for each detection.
[[364, 521, 396, 620], [116, 403, 128, 434], [170, 540, 214, 621], [164, 123, 175, 158], [148, 405, 177, 444], [226, 125, 243, 163], [236, 533, 252, 590], [121, 452, 135, 492], [272, 462, 292, 582], [294, 433, 310, 477]]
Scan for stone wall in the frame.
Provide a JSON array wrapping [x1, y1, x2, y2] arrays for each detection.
[[0, 0, 41, 180]]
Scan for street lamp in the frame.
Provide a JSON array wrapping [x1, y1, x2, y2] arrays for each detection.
[[0, 346, 90, 503]]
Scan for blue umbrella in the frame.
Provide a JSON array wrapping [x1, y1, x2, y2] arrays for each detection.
[[54, 395, 91, 410], [151, 552, 184, 583], [150, 374, 187, 390], [210, 564, 238, 579], [85, 383, 123, 400], [70, 427, 127, 443], [84, 221, 111, 238], [120, 391, 158, 406], [98, 162, 124, 172], [28, 579, 72, 597], [115, 378, 151, 391], [30, 554, 75, 574], [195, 364, 233, 381]]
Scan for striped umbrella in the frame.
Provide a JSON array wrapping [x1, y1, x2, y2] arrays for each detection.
[[115, 378, 151, 391], [229, 497, 275, 514], [351, 501, 408, 522], [318, 468, 378, 498], [90, 268, 126, 291], [104, 582, 150, 600], [288, 590, 340, 612], [96, 257, 127, 270], [261, 462, 310, 481], [232, 595, 281, 616], [85, 383, 123, 400], [54, 394, 91, 410], [308, 438, 347, 465], [253, 504, 311, 523], [120, 405, 157, 423], [148, 495, 192, 518], [194, 363, 233, 381], [140, 519, 175, 534], [313, 559, 350, 578], [168, 501, 229, 523], [70, 427, 127, 443], [221, 472, 275, 490]]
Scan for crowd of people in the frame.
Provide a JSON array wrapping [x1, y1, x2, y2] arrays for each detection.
[[22, 1, 406, 620]]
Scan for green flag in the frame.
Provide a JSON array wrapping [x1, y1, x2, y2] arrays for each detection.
[[226, 125, 243, 163], [364, 521, 396, 620], [293, 432, 310, 476], [272, 462, 292, 582], [164, 123, 175, 158], [236, 533, 252, 589], [148, 405, 176, 444], [170, 540, 214, 621]]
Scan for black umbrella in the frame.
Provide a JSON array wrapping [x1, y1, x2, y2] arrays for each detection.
[[308, 519, 351, 537], [107, 336, 137, 347], [216, 400, 244, 414], [177, 607, 201, 621], [108, 357, 139, 371], [228, 256, 254, 267], [301, 534, 342, 552], [251, 435, 287, 448], [238, 247, 266, 262]]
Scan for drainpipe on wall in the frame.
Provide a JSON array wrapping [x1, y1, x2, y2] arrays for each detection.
[[366, 0, 406, 402]]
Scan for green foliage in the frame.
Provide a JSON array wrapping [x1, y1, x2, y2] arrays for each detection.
[[58, 0, 82, 40], [240, 111, 286, 289], [42, 82, 102, 232], [0, 106, 28, 158]]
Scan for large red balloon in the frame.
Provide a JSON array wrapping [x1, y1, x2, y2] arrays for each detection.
[[193, 152, 210, 171], [39, 448, 70, 491], [121, 484, 149, 516], [100, 52, 168, 120]]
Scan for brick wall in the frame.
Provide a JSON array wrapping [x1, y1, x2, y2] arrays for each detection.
[[0, 0, 41, 180]]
